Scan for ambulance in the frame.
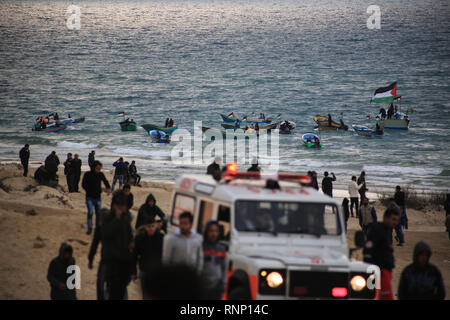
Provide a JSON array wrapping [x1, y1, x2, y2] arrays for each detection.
[[168, 163, 377, 299]]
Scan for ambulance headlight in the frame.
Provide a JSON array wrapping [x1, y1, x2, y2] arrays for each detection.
[[350, 275, 366, 292], [266, 271, 284, 288]]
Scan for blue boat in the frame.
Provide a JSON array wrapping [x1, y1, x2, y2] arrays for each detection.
[[141, 123, 178, 134], [149, 130, 170, 143], [220, 113, 273, 124], [301, 133, 322, 148], [352, 124, 384, 137], [32, 124, 67, 133]]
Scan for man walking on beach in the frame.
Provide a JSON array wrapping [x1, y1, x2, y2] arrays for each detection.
[[363, 206, 400, 300], [397, 241, 446, 300], [111, 157, 127, 191], [394, 186, 408, 246], [162, 211, 203, 275], [321, 171, 336, 197], [19, 144, 30, 177], [82, 160, 111, 235], [136, 194, 167, 232], [47, 242, 77, 300], [358, 197, 377, 235], [348, 176, 363, 217], [71, 154, 82, 192], [101, 191, 134, 300], [88, 150, 95, 171]]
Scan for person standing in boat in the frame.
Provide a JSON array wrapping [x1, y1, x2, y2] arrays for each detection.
[[387, 103, 394, 119], [328, 114, 333, 127], [379, 108, 386, 119], [165, 118, 169, 128]]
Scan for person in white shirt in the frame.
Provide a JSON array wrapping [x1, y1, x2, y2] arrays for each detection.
[[348, 176, 363, 218]]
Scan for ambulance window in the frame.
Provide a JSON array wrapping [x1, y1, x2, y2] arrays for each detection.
[[217, 205, 230, 241], [171, 193, 195, 226], [197, 200, 214, 234]]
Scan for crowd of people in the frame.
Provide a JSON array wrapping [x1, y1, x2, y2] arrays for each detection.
[[16, 146, 448, 300]]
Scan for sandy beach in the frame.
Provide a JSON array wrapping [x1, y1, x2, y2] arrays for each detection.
[[0, 162, 448, 300]]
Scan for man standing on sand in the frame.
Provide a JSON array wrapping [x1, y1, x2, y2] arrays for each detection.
[[135, 194, 167, 232], [311, 171, 319, 190], [357, 171, 368, 202], [397, 241, 446, 300], [394, 186, 408, 246], [71, 154, 82, 192], [45, 151, 60, 181], [348, 176, 363, 217], [162, 211, 203, 275], [321, 171, 336, 197], [358, 197, 377, 235], [363, 206, 400, 300], [64, 153, 73, 192], [111, 157, 127, 191], [88, 150, 95, 171], [82, 160, 111, 235], [19, 144, 30, 177]]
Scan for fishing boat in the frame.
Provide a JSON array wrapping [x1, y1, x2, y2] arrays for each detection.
[[279, 120, 296, 134], [148, 130, 170, 143], [56, 116, 85, 126], [313, 115, 348, 131], [201, 126, 268, 139], [219, 113, 273, 124], [141, 123, 178, 134], [118, 112, 137, 131], [370, 82, 410, 130], [32, 124, 67, 133], [352, 124, 384, 137], [220, 122, 277, 131], [301, 133, 322, 148]]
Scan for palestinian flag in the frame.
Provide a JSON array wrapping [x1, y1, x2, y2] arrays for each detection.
[[370, 82, 397, 103]]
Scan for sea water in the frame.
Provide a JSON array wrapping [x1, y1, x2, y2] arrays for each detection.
[[0, 0, 449, 193]]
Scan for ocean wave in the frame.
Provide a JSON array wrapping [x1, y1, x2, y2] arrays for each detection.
[[109, 147, 171, 159], [288, 159, 348, 168], [57, 141, 99, 149], [362, 165, 442, 176]]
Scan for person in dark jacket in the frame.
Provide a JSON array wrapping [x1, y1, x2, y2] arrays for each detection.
[[129, 160, 141, 186], [206, 157, 221, 176], [398, 241, 446, 300], [311, 171, 319, 190], [88, 150, 95, 171], [71, 154, 82, 192], [444, 194, 450, 240], [101, 190, 134, 300], [135, 194, 167, 232], [122, 184, 134, 218], [357, 171, 367, 202], [131, 216, 164, 297], [47, 242, 77, 300], [82, 160, 111, 235], [19, 144, 30, 177], [64, 153, 73, 192], [201, 221, 227, 300], [247, 158, 261, 172], [363, 206, 400, 300], [394, 186, 408, 246], [111, 157, 127, 191], [45, 151, 60, 181], [342, 198, 350, 232], [321, 171, 336, 197]]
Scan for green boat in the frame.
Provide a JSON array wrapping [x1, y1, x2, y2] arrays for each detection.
[[141, 123, 178, 134], [118, 112, 137, 131]]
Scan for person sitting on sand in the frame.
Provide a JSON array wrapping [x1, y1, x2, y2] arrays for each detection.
[[45, 151, 60, 181], [129, 160, 141, 186]]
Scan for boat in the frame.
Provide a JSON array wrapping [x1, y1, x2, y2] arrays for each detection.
[[201, 126, 268, 139], [370, 82, 410, 130], [313, 115, 348, 131], [57, 116, 85, 126], [220, 113, 273, 124], [141, 123, 178, 134], [352, 124, 384, 137], [120, 119, 137, 131], [279, 120, 296, 134], [301, 133, 322, 148], [149, 130, 170, 143], [220, 122, 277, 131], [32, 124, 67, 133]]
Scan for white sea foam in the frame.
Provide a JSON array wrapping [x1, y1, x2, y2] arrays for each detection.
[[362, 165, 442, 176], [57, 141, 98, 149], [288, 159, 348, 168]]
